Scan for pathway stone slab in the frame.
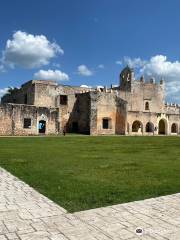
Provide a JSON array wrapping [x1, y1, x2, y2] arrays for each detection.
[[0, 167, 180, 239]]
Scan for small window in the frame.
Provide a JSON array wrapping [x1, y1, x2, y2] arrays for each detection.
[[24, 118, 31, 129], [102, 118, 110, 129], [60, 95, 68, 105], [145, 102, 149, 110], [24, 94, 28, 104]]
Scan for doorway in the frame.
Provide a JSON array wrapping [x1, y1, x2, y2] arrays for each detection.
[[158, 119, 166, 135], [72, 122, 78, 133], [39, 120, 46, 134]]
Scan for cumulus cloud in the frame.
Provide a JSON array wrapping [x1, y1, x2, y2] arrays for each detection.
[[0, 65, 5, 72], [139, 55, 180, 80], [97, 64, 104, 69], [34, 69, 69, 81], [2, 31, 63, 69], [77, 65, 93, 76], [0, 87, 9, 99], [115, 60, 122, 65], [123, 57, 146, 68], [80, 84, 92, 88], [122, 55, 180, 102]]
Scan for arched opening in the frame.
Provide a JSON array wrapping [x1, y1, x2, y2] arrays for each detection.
[[39, 120, 46, 134], [146, 122, 154, 132], [145, 102, 149, 110], [158, 119, 166, 135], [132, 120, 143, 133], [171, 123, 177, 133]]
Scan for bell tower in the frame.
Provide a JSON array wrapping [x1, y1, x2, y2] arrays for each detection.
[[119, 66, 134, 91]]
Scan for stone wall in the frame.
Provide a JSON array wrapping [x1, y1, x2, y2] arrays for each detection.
[[0, 104, 13, 135], [1, 82, 36, 105], [119, 81, 165, 113], [65, 93, 90, 134], [90, 92, 127, 135], [0, 104, 59, 136]]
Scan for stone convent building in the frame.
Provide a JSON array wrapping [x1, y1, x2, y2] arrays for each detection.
[[0, 66, 179, 136]]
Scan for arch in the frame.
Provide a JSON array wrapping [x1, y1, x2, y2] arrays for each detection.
[[145, 102, 149, 110], [146, 122, 154, 132], [171, 123, 178, 133], [39, 120, 46, 134], [132, 120, 143, 133], [158, 119, 167, 135]]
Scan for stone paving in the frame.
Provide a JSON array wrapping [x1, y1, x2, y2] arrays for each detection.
[[0, 167, 180, 240]]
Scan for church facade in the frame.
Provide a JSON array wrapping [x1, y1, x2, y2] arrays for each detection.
[[0, 67, 179, 136]]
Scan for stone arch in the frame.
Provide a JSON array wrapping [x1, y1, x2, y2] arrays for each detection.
[[146, 122, 154, 132], [158, 119, 167, 135], [171, 123, 178, 133], [132, 120, 143, 133]]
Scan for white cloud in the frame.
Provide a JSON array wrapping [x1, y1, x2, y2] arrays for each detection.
[[98, 64, 104, 69], [0, 87, 9, 99], [0, 65, 5, 72], [34, 69, 69, 81], [116, 60, 122, 65], [80, 84, 92, 88], [123, 55, 180, 102], [123, 57, 146, 68], [140, 55, 180, 80], [166, 81, 180, 102], [77, 65, 93, 76], [2, 31, 63, 69], [52, 62, 61, 68]]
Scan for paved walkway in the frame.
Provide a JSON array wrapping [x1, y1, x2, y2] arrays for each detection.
[[0, 168, 180, 240]]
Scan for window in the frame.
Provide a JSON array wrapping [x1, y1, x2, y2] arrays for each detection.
[[24, 94, 28, 104], [145, 102, 149, 110], [60, 95, 68, 105], [24, 118, 31, 129], [102, 118, 111, 129]]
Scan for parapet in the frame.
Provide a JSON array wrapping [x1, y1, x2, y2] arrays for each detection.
[[21, 80, 58, 88]]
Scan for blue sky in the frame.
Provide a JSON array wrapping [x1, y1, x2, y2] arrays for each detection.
[[0, 0, 180, 102]]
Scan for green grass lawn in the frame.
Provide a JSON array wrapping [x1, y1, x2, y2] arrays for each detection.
[[0, 136, 180, 212]]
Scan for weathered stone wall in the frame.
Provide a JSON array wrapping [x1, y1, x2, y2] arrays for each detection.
[[63, 93, 90, 134], [119, 81, 165, 113], [90, 92, 126, 135], [0, 105, 13, 135], [57, 94, 77, 133], [0, 104, 59, 136], [1, 82, 35, 105], [33, 81, 58, 107]]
